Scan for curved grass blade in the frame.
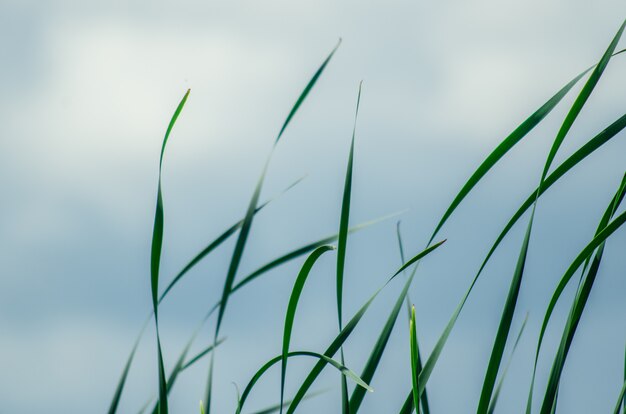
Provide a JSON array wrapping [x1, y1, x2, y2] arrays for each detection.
[[487, 313, 529, 414], [541, 19, 626, 181], [150, 89, 190, 414], [336, 81, 363, 414], [206, 40, 342, 412], [280, 245, 335, 413], [237, 351, 371, 414], [409, 306, 420, 414], [537, 177, 626, 414], [287, 241, 446, 414]]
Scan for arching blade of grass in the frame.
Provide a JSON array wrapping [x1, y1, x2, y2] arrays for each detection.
[[287, 240, 446, 414], [537, 176, 626, 414], [180, 338, 227, 372], [428, 47, 626, 245], [487, 313, 529, 414], [526, 173, 626, 413], [397, 223, 430, 414], [158, 176, 305, 303], [280, 245, 335, 413], [336, 82, 363, 414], [409, 306, 420, 414], [150, 88, 190, 414], [206, 40, 341, 412], [478, 21, 625, 414], [347, 240, 446, 413], [237, 351, 371, 414]]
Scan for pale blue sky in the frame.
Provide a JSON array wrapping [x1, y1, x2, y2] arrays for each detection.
[[1, 1, 625, 413]]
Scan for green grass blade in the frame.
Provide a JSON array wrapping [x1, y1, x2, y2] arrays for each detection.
[[275, 39, 341, 143], [541, 19, 626, 181], [487, 313, 529, 414], [180, 338, 227, 372], [237, 351, 371, 414], [428, 73, 585, 244], [287, 241, 445, 414], [150, 89, 190, 414], [206, 41, 341, 412], [280, 245, 335, 413], [410, 306, 420, 414], [336, 81, 363, 414]]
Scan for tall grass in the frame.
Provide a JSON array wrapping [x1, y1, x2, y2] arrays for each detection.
[[108, 19, 626, 414]]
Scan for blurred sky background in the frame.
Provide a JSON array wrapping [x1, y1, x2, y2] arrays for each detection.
[[1, 0, 626, 413]]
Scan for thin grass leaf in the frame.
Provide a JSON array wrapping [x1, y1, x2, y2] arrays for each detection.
[[180, 338, 227, 372], [487, 313, 529, 414], [280, 245, 335, 413], [237, 351, 371, 414], [409, 306, 420, 414], [287, 241, 445, 414], [206, 40, 341, 412], [336, 81, 363, 414], [150, 88, 190, 414], [538, 176, 626, 414], [541, 19, 626, 181]]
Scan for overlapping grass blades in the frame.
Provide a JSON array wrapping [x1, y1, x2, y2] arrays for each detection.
[[398, 28, 626, 413], [237, 351, 371, 414], [205, 40, 341, 412], [477, 20, 625, 414], [285, 240, 446, 414], [536, 174, 626, 414]]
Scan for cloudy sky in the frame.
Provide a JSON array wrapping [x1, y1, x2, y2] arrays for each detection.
[[1, 0, 625, 413]]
